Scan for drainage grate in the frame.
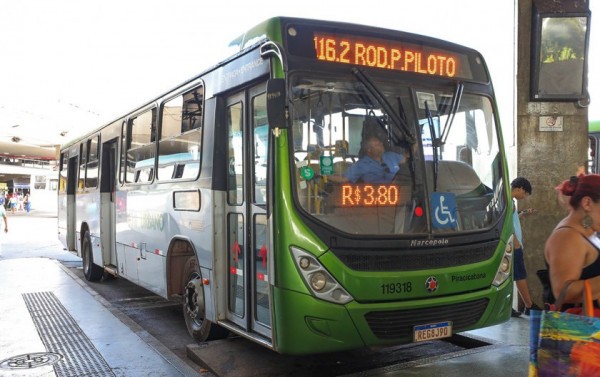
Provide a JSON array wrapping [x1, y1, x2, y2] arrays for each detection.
[[21, 291, 116, 377]]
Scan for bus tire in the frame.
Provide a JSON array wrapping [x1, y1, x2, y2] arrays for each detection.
[[182, 257, 229, 341], [82, 231, 103, 281]]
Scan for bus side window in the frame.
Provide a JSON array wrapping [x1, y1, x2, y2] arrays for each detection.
[[78, 142, 87, 191], [126, 108, 157, 183], [85, 136, 99, 188], [158, 85, 203, 180]]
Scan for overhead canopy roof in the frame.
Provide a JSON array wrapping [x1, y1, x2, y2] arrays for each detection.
[[0, 140, 58, 160]]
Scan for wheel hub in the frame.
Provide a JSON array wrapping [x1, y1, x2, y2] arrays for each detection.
[[184, 278, 203, 319]]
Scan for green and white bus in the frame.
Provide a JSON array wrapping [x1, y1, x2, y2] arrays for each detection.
[[58, 17, 514, 355], [589, 120, 600, 173]]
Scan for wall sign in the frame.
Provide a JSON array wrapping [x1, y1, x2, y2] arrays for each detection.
[[538, 116, 563, 132]]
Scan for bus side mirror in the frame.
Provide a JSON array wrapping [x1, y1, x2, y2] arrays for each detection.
[[267, 79, 288, 129]]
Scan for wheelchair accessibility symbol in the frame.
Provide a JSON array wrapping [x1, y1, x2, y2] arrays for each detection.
[[431, 192, 458, 229]]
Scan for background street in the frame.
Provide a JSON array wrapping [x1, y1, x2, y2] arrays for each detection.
[[0, 209, 79, 265]]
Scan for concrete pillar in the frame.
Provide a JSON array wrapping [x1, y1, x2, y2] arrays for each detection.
[[516, 0, 589, 307]]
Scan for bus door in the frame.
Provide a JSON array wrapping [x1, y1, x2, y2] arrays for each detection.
[[66, 156, 79, 251], [224, 84, 272, 339], [100, 139, 118, 267]]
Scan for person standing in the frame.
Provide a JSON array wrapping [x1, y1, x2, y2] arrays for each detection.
[[0, 199, 7, 233], [23, 192, 30, 213], [0, 198, 6, 257], [545, 174, 600, 306], [8, 193, 17, 214], [511, 177, 541, 317]]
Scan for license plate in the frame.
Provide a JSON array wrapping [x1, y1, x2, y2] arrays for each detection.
[[413, 321, 452, 342]]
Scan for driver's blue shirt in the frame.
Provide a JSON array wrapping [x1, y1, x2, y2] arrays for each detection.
[[344, 152, 404, 183]]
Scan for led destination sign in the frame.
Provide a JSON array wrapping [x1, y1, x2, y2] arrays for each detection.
[[313, 33, 469, 79]]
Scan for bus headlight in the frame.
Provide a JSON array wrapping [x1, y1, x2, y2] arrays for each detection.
[[299, 256, 311, 269], [310, 272, 327, 291], [492, 235, 513, 286], [291, 247, 353, 304], [499, 256, 510, 273]]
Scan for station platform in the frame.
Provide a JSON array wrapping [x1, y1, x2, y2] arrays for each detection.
[[0, 258, 204, 377], [0, 256, 531, 377]]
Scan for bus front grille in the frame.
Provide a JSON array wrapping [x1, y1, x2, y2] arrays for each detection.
[[364, 298, 489, 340], [335, 241, 497, 271]]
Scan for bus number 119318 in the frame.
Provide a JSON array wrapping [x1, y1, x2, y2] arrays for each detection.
[[381, 282, 412, 295]]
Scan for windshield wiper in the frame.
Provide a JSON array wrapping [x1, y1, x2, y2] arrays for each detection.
[[439, 82, 464, 144], [352, 68, 416, 144], [424, 101, 439, 192]]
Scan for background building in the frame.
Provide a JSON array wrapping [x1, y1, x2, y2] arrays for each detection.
[[0, 157, 58, 213]]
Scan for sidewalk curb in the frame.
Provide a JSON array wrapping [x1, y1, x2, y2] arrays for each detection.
[[55, 260, 208, 377]]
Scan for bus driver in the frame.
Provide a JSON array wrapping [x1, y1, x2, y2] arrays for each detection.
[[334, 135, 406, 184]]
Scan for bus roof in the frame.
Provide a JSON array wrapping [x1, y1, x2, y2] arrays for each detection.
[[228, 17, 283, 52], [228, 16, 481, 56], [590, 120, 600, 133]]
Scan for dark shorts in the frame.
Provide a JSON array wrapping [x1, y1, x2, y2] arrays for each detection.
[[513, 247, 527, 280]]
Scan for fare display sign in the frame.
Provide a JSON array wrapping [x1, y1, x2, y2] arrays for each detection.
[[313, 32, 462, 79], [338, 184, 400, 207]]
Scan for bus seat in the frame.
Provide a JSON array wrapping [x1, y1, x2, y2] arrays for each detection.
[[426, 160, 492, 230], [334, 140, 348, 158], [362, 116, 386, 140], [426, 160, 482, 196], [306, 144, 322, 158], [333, 160, 351, 176]]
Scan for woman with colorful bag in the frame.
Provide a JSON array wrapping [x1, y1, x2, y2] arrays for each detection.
[[545, 174, 600, 306], [531, 173, 600, 376]]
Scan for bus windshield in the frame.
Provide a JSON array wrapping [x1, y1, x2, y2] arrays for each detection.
[[290, 72, 505, 235]]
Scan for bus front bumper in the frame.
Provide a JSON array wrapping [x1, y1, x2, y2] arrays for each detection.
[[271, 279, 512, 355]]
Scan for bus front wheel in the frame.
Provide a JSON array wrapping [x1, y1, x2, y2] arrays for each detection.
[[182, 257, 229, 341], [82, 231, 103, 281]]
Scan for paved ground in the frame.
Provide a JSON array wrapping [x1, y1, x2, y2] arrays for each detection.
[[0, 209, 76, 261], [0, 210, 533, 376], [0, 210, 206, 377]]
